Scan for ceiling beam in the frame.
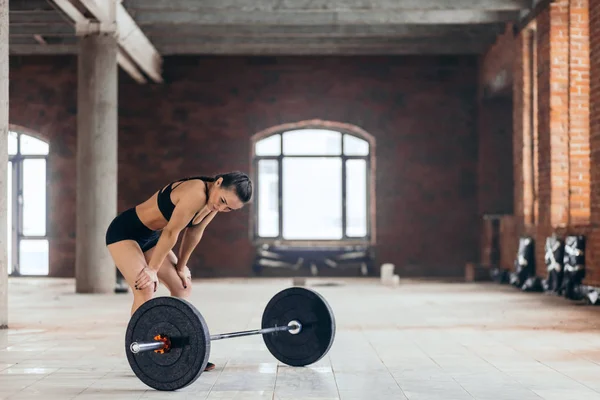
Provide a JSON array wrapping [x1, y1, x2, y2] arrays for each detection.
[[145, 36, 497, 48], [9, 35, 75, 45], [9, 10, 68, 24], [114, 5, 162, 82], [8, 42, 491, 55], [132, 23, 507, 38], [9, 22, 506, 38], [9, 44, 78, 54], [9, 0, 56, 11], [161, 43, 491, 55], [47, 0, 146, 83], [8, 23, 74, 36], [129, 10, 520, 25], [117, 49, 147, 83], [9, 33, 497, 50], [76, 0, 162, 83], [122, 0, 530, 11]]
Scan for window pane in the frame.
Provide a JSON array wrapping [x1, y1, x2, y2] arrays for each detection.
[[8, 131, 17, 156], [257, 160, 279, 237], [282, 129, 341, 156], [346, 160, 368, 237], [22, 159, 46, 236], [7, 162, 11, 274], [343, 134, 369, 156], [283, 157, 342, 240], [20, 134, 49, 155], [255, 134, 281, 156], [19, 239, 49, 275]]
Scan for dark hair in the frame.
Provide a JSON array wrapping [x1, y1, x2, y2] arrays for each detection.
[[201, 171, 252, 203]]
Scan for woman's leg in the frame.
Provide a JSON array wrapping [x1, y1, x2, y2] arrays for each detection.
[[143, 247, 191, 299], [107, 240, 155, 315]]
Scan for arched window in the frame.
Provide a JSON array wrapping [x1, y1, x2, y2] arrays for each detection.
[[7, 130, 50, 276], [252, 124, 374, 242]]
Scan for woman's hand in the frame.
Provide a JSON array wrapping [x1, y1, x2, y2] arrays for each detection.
[[135, 267, 158, 292], [177, 265, 192, 289]]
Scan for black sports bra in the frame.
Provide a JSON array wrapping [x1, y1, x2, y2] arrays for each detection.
[[157, 177, 209, 228]]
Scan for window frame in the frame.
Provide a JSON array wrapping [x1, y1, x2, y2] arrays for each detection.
[[251, 124, 375, 246], [8, 130, 50, 277]]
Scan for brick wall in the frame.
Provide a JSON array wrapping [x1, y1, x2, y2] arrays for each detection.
[[477, 96, 514, 216], [513, 31, 529, 228], [478, 25, 527, 273], [570, 0, 591, 225], [8, 56, 77, 277], [538, 1, 570, 230], [589, 0, 600, 284], [479, 0, 598, 285], [499, 215, 519, 272], [9, 55, 481, 278], [476, 24, 516, 218], [592, 0, 600, 226]]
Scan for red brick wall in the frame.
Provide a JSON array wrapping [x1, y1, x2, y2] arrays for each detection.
[[589, 0, 600, 284], [592, 0, 600, 222], [479, 0, 598, 285], [9, 55, 481, 278], [534, 0, 594, 278], [538, 1, 570, 230], [513, 31, 529, 229], [8, 56, 77, 277], [570, 0, 591, 225]]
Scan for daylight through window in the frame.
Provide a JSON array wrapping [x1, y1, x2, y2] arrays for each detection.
[[253, 128, 371, 241]]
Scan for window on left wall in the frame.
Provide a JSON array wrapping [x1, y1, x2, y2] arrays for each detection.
[[7, 131, 49, 276]]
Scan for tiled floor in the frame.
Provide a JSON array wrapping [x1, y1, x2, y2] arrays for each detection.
[[2, 277, 600, 399]]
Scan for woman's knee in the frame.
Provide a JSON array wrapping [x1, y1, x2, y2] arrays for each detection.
[[170, 284, 192, 299], [134, 284, 155, 302]]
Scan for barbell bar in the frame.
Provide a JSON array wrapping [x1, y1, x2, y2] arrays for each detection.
[[129, 320, 303, 354]]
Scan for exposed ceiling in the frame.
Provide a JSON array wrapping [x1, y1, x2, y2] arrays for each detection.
[[7, 0, 535, 82]]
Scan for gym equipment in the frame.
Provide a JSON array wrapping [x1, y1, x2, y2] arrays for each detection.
[[253, 244, 373, 276], [510, 236, 535, 288], [125, 287, 336, 391], [543, 235, 564, 294], [562, 235, 586, 300]]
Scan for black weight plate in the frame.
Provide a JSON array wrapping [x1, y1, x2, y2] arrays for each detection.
[[125, 296, 210, 391], [261, 287, 335, 367]]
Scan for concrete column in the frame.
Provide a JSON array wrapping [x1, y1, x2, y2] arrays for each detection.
[[0, 0, 8, 327], [75, 31, 118, 293]]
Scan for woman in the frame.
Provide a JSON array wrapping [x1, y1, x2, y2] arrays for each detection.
[[105, 171, 252, 371]]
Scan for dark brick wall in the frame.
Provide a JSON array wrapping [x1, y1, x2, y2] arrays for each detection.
[[9, 56, 77, 277], [477, 95, 514, 216], [9, 55, 480, 278]]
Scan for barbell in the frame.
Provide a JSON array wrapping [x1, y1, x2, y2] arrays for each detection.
[[125, 286, 336, 391]]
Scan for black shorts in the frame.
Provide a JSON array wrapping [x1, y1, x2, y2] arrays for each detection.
[[105, 207, 161, 252]]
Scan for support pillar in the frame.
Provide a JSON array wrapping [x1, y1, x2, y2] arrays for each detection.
[[75, 18, 118, 293], [0, 0, 8, 327]]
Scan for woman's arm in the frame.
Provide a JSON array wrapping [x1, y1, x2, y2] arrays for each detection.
[[176, 211, 217, 270], [146, 192, 207, 274]]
